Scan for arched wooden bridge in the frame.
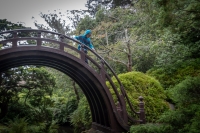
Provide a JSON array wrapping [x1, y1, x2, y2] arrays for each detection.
[[0, 29, 145, 133]]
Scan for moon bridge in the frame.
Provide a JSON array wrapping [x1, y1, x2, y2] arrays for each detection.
[[0, 29, 145, 133]]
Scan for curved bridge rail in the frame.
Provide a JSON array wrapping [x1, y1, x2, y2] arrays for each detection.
[[0, 29, 145, 132]]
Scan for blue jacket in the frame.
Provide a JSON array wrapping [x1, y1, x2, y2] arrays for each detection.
[[75, 30, 94, 51]]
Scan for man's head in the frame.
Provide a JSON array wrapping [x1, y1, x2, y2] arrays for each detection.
[[84, 30, 92, 38]]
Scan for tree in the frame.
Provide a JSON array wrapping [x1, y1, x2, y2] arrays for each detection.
[[135, 0, 200, 59], [83, 7, 156, 73], [33, 11, 70, 35], [0, 19, 25, 32], [75, 15, 97, 34], [0, 69, 21, 119], [33, 9, 91, 34], [20, 67, 56, 107], [85, 0, 133, 16], [69, 10, 90, 30], [0, 66, 56, 119]]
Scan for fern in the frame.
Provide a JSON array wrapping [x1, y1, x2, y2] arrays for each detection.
[[6, 117, 28, 133]]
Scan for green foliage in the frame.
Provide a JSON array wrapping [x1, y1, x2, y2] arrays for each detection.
[[5, 117, 28, 133], [69, 97, 91, 132], [130, 123, 172, 133], [0, 118, 59, 133], [86, 0, 133, 11], [151, 0, 200, 58], [39, 69, 92, 131], [0, 66, 66, 133], [44, 67, 80, 124], [0, 19, 25, 32], [158, 76, 200, 133], [130, 76, 200, 133], [53, 98, 78, 124], [170, 76, 200, 106], [107, 71, 168, 122], [147, 58, 200, 89], [35, 121, 58, 133], [26, 125, 41, 133], [75, 0, 200, 74], [1, 101, 30, 122], [82, 5, 186, 73], [76, 15, 97, 34]]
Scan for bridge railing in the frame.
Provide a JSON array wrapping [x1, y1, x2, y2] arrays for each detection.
[[0, 29, 145, 124]]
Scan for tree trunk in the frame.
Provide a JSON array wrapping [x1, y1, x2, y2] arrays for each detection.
[[125, 29, 132, 72], [127, 41, 132, 72], [72, 81, 80, 102]]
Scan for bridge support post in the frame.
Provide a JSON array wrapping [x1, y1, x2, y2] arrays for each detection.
[[12, 31, 17, 48], [139, 96, 146, 124], [116, 95, 128, 125], [116, 101, 123, 117], [37, 31, 41, 47], [59, 35, 64, 51]]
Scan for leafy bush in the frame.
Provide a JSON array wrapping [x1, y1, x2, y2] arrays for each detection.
[[69, 97, 91, 132], [107, 71, 168, 122], [169, 76, 200, 106], [34, 122, 58, 133], [26, 125, 41, 133], [0, 117, 59, 133], [157, 76, 200, 133], [0, 101, 30, 123], [53, 98, 78, 124], [3, 117, 28, 133]]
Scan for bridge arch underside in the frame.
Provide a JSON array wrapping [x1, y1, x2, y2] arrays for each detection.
[[0, 47, 127, 133]]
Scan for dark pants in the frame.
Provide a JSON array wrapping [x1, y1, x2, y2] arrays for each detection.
[[84, 49, 88, 64]]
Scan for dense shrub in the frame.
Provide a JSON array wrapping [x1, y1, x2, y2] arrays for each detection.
[[53, 97, 78, 125], [69, 97, 92, 132], [5, 117, 28, 133], [107, 71, 169, 123], [0, 101, 31, 123]]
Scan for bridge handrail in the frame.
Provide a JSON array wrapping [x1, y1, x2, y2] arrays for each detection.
[[0, 29, 141, 124]]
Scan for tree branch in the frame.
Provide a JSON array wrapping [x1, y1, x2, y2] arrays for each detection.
[[105, 56, 127, 66]]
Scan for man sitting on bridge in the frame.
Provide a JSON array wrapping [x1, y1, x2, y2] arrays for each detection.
[[74, 29, 95, 64]]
